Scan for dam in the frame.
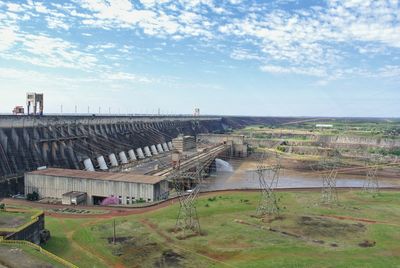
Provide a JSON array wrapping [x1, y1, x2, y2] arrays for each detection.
[[0, 115, 229, 197]]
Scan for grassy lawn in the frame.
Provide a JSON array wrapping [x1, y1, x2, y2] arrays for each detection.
[[43, 190, 400, 268]]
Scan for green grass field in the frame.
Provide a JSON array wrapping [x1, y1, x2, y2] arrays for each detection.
[[43, 190, 400, 268]]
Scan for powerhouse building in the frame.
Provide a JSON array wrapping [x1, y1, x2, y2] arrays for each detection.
[[25, 168, 169, 205]]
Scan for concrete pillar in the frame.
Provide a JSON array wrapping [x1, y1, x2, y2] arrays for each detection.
[[109, 153, 119, 167], [136, 148, 145, 159], [156, 144, 164, 153], [162, 142, 169, 152], [84, 158, 95, 171], [144, 146, 152, 157], [168, 141, 173, 150], [151, 145, 158, 155], [119, 151, 128, 164], [128, 149, 137, 161], [97, 155, 108, 170]]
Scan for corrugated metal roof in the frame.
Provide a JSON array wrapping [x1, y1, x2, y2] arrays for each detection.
[[26, 168, 165, 185]]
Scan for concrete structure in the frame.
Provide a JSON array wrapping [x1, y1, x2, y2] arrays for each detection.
[[128, 149, 137, 161], [109, 153, 119, 167], [119, 151, 128, 164], [136, 148, 145, 159], [0, 210, 45, 245], [144, 146, 152, 157], [25, 168, 169, 204], [172, 135, 196, 153], [26, 92, 44, 115], [97, 155, 108, 170], [151, 145, 159, 155], [156, 144, 164, 153], [61, 191, 87, 205], [83, 158, 95, 171], [197, 134, 248, 157], [0, 114, 229, 197], [162, 142, 169, 152], [168, 141, 173, 150], [12, 106, 24, 115]]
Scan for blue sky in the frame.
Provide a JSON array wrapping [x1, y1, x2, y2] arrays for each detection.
[[0, 0, 399, 116]]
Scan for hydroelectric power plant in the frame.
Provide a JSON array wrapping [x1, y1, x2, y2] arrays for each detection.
[[0, 114, 271, 199]]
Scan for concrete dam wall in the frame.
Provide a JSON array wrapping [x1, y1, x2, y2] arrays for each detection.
[[0, 115, 224, 196]]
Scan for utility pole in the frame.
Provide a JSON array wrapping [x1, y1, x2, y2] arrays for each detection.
[[113, 219, 116, 244]]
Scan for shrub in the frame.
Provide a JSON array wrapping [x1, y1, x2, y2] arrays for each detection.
[[27, 191, 39, 201]]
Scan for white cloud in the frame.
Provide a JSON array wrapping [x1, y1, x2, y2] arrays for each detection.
[[230, 49, 262, 61], [6, 3, 24, 12], [260, 65, 326, 77], [0, 32, 98, 70], [107, 72, 153, 83], [0, 27, 16, 51], [0, 0, 399, 84], [377, 65, 400, 78], [77, 0, 214, 39], [219, 0, 400, 78], [46, 16, 70, 30]]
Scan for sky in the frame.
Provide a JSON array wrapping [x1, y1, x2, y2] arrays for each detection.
[[0, 0, 399, 117]]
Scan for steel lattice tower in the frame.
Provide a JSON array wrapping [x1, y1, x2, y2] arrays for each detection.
[[172, 153, 216, 236], [173, 170, 202, 235], [363, 163, 379, 194], [321, 168, 339, 204], [255, 153, 281, 216]]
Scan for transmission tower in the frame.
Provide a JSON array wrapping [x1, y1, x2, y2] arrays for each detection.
[[363, 159, 379, 194], [319, 156, 340, 205], [255, 153, 282, 216], [172, 153, 216, 236], [321, 168, 338, 204], [173, 169, 202, 235]]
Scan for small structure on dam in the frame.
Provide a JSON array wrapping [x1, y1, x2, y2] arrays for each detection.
[[25, 168, 169, 205], [197, 134, 248, 157], [172, 135, 196, 153], [26, 92, 44, 115]]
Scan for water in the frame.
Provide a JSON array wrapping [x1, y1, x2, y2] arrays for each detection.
[[215, 158, 234, 172], [204, 159, 400, 191]]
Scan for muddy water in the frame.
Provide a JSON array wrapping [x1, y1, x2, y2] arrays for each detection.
[[203, 159, 400, 191]]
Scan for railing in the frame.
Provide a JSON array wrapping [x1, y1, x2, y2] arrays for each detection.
[[0, 237, 78, 268]]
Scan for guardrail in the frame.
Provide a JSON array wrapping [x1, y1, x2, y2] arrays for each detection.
[[0, 237, 78, 268]]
